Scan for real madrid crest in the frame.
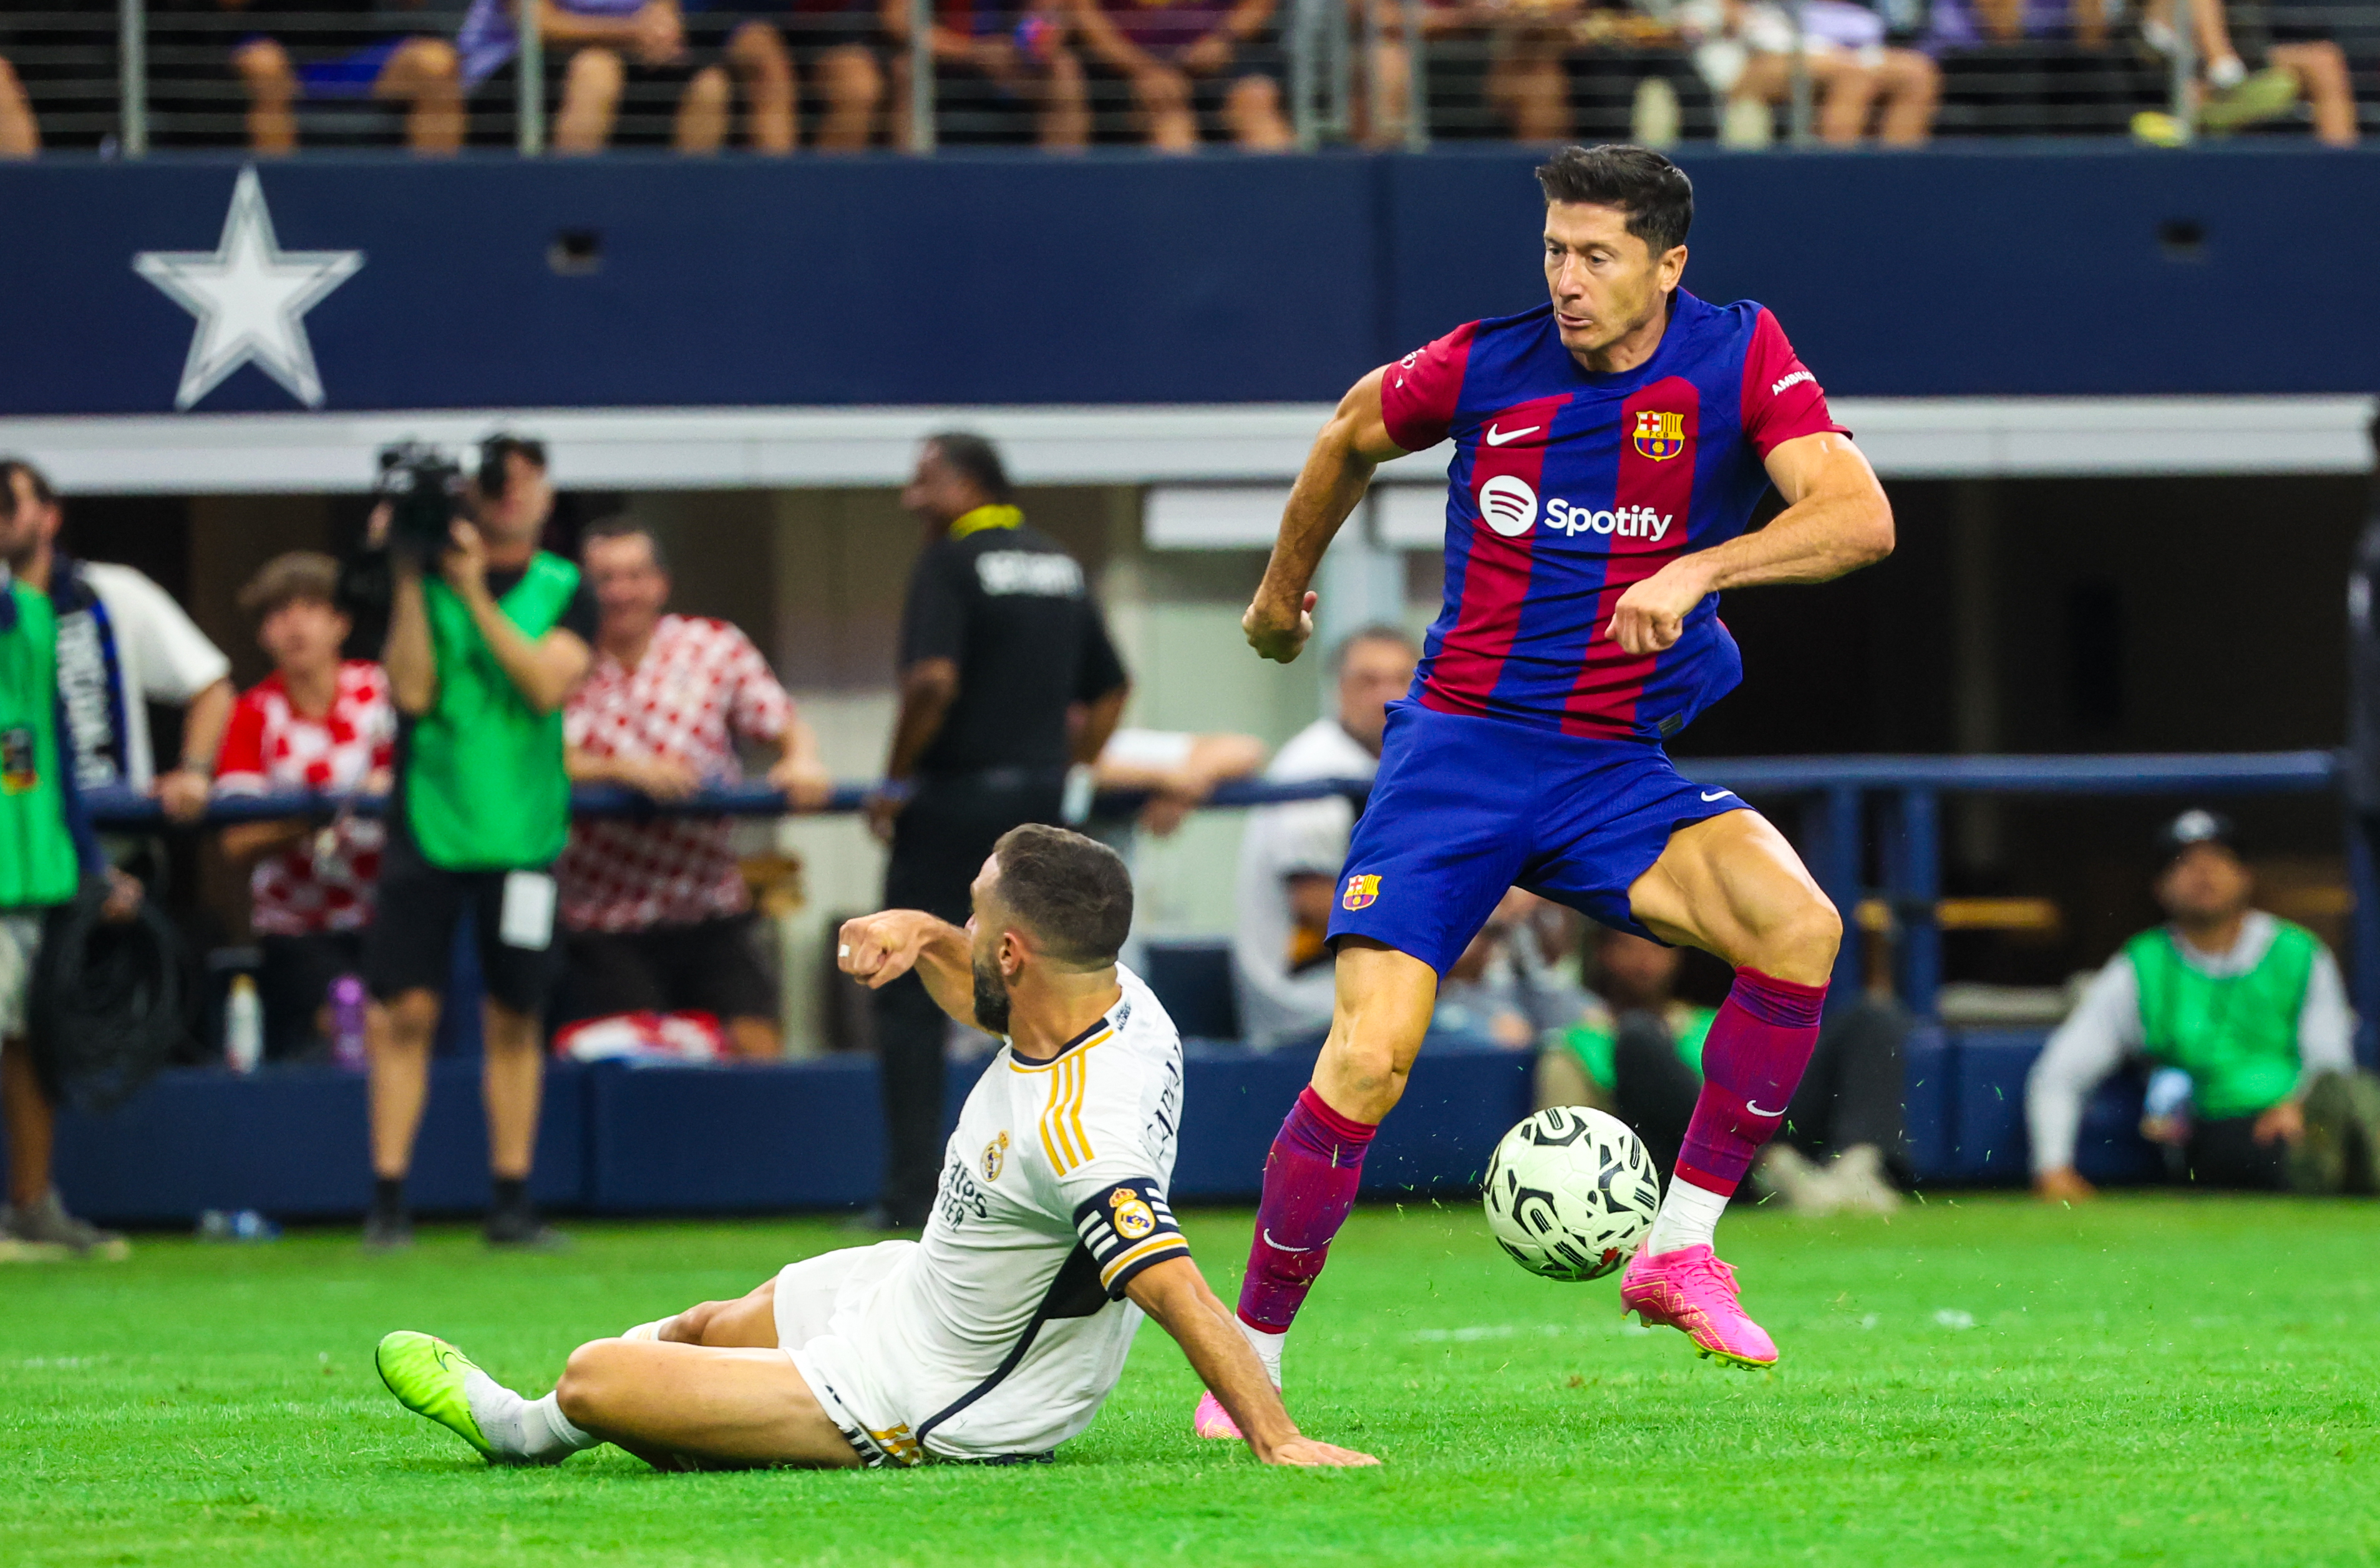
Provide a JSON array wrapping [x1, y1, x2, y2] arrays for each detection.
[[982, 1131, 1009, 1182], [1109, 1188, 1157, 1239]]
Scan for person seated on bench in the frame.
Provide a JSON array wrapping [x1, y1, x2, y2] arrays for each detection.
[[2029, 809, 2380, 1201], [1538, 923, 1908, 1214]]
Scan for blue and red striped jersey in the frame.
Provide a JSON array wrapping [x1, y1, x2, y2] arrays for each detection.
[[1381, 290, 1844, 742]]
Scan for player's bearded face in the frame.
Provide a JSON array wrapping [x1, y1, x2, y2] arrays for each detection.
[[1543, 202, 1677, 357], [972, 947, 1013, 1035]]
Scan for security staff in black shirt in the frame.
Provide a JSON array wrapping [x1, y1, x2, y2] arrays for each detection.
[[862, 432, 1130, 1227]]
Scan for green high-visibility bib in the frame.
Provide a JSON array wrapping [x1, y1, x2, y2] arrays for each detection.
[[2125, 921, 2319, 1120], [404, 556, 579, 871], [0, 579, 81, 911]]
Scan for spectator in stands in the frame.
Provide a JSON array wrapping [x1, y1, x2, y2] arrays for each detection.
[[1362, 0, 1698, 147], [1093, 726, 1266, 836], [0, 553, 138, 1260], [1231, 625, 1417, 1052], [223, 0, 466, 155], [0, 460, 235, 826], [553, 520, 830, 1060], [1434, 888, 1589, 1048], [1539, 926, 1908, 1212], [2029, 810, 2380, 1199], [862, 431, 1129, 1228], [457, 0, 797, 153], [1071, 0, 1291, 150], [2137, 0, 2358, 146], [885, 0, 1090, 149], [364, 433, 596, 1250], [1686, 0, 1938, 146], [779, 0, 886, 149], [0, 49, 37, 157], [213, 553, 396, 1063]]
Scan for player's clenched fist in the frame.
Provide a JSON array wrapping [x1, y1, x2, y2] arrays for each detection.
[[1606, 559, 1714, 656], [835, 910, 945, 989], [1242, 589, 1318, 664]]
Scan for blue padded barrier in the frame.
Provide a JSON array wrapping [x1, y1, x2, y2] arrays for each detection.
[[32, 1060, 584, 1226], [14, 1031, 2167, 1224]]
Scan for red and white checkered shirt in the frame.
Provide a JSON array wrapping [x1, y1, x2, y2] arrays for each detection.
[[557, 614, 795, 933], [215, 661, 396, 936]]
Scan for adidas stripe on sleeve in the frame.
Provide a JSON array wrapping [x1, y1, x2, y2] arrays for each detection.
[[1071, 1178, 1190, 1298]]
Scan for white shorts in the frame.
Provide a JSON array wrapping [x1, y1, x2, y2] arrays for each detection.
[[0, 914, 41, 1040], [775, 1240, 928, 1468]]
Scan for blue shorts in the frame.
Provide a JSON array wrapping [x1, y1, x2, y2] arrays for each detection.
[[1326, 700, 1747, 974]]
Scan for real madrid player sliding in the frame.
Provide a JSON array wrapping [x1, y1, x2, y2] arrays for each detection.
[[376, 825, 1374, 1471], [1203, 143, 1894, 1431]]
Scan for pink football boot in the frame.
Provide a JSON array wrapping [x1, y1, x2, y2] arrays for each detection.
[[1192, 1391, 1244, 1440], [1618, 1241, 1779, 1370]]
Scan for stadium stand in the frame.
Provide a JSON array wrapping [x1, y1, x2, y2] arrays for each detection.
[[1, 0, 2373, 151]]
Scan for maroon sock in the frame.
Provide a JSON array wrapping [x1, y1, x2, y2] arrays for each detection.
[[1235, 1086, 1378, 1333], [1674, 969, 1829, 1198]]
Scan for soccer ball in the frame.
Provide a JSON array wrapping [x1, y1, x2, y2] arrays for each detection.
[[1482, 1106, 1661, 1281]]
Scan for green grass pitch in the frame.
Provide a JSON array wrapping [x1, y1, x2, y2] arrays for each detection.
[[5, 1197, 2379, 1566]]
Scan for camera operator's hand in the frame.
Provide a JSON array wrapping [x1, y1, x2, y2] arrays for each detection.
[[441, 520, 491, 602], [366, 501, 394, 551]]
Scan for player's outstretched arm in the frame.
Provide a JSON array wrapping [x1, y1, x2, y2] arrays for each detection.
[[1125, 1256, 1380, 1468], [837, 909, 983, 1029], [1606, 430, 1895, 656], [1244, 367, 1411, 665]]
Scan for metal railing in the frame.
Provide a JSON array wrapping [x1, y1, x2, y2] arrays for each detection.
[[1, 0, 2372, 155], [82, 747, 2380, 1048]]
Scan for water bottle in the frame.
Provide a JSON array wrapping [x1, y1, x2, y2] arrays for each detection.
[[225, 974, 263, 1075], [330, 974, 369, 1072]]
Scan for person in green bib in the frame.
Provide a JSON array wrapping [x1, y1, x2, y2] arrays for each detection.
[[0, 562, 143, 1259], [362, 435, 598, 1251], [1538, 923, 1910, 1214], [2030, 809, 2380, 1200]]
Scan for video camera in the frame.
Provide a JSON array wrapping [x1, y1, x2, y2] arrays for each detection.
[[373, 441, 467, 564]]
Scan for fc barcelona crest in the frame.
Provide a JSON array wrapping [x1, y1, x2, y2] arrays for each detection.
[[1632, 410, 1687, 461], [1342, 874, 1381, 911]]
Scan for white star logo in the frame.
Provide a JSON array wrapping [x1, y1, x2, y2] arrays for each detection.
[[134, 166, 364, 412]]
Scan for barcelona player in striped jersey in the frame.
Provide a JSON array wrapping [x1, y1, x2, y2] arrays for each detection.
[[1200, 145, 1895, 1431]]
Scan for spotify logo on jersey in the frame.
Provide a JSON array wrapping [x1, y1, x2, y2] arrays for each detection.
[[1477, 475, 1539, 537]]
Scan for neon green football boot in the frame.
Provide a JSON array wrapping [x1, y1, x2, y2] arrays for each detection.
[[376, 1330, 502, 1461]]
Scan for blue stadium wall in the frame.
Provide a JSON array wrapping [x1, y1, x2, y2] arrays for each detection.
[[3, 143, 2378, 416]]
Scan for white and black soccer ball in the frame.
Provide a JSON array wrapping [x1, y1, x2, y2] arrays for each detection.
[[1482, 1106, 1661, 1282]]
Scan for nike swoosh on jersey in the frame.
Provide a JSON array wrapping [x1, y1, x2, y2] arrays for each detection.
[[1701, 790, 1733, 801], [1484, 423, 1539, 446]]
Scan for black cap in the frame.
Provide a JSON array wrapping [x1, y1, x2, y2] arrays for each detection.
[[2155, 808, 2237, 868]]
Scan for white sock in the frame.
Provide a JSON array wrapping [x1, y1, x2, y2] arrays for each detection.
[[621, 1320, 667, 1343], [464, 1370, 599, 1462], [1236, 1319, 1285, 1390], [1646, 1174, 1731, 1257]]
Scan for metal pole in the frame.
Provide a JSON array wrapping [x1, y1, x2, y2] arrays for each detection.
[[1401, 0, 1428, 150], [2347, 806, 2380, 1067], [2167, 0, 2196, 142], [1363, 0, 1384, 144], [518, 0, 545, 154], [1290, 0, 1319, 150], [1326, 0, 1353, 142], [119, 0, 147, 157], [1785, 0, 1812, 147], [1895, 787, 1942, 1020], [909, 0, 936, 153]]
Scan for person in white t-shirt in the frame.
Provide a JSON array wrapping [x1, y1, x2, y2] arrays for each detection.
[[374, 825, 1375, 1473], [1233, 626, 1419, 1050], [0, 458, 235, 1260]]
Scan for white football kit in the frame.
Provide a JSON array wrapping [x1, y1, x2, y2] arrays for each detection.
[[777, 964, 1188, 1465]]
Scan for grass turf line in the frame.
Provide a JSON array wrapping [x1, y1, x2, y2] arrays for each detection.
[[2, 1196, 2377, 1567]]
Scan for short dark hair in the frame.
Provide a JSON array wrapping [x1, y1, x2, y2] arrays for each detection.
[[582, 517, 668, 573], [1331, 624, 1420, 674], [925, 430, 1014, 505], [0, 458, 57, 521], [990, 824, 1133, 966], [238, 551, 342, 617], [1535, 145, 1694, 258]]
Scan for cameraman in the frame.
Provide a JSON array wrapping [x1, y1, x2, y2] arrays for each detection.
[[364, 435, 596, 1251]]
